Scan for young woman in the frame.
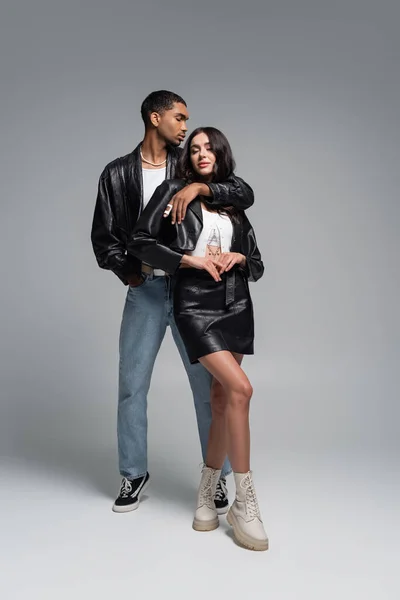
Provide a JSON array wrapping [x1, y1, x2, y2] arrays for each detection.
[[128, 127, 268, 551]]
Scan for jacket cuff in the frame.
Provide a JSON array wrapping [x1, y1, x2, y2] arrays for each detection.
[[113, 254, 142, 284], [206, 182, 222, 205]]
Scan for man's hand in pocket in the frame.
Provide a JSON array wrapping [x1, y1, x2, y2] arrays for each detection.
[[127, 273, 145, 287]]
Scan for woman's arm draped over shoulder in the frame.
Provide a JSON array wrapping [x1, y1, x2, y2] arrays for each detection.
[[127, 180, 185, 274], [241, 213, 264, 282]]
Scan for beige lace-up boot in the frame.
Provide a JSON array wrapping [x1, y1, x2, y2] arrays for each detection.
[[227, 471, 269, 551], [193, 465, 221, 532]]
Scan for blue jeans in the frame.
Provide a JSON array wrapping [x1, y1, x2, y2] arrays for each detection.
[[118, 272, 231, 479]]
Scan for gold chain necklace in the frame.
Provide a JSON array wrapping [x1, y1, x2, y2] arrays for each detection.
[[140, 148, 167, 167]]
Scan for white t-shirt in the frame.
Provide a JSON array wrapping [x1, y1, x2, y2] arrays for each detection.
[[142, 167, 166, 209], [189, 208, 233, 258], [142, 166, 166, 275]]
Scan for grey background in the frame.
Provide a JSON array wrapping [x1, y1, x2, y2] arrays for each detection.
[[1, 1, 399, 598]]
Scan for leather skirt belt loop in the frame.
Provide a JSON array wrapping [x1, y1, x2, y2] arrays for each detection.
[[225, 269, 236, 306]]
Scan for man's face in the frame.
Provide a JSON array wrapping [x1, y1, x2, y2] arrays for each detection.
[[153, 102, 189, 146]]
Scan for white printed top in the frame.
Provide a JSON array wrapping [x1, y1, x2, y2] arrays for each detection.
[[188, 208, 233, 258]]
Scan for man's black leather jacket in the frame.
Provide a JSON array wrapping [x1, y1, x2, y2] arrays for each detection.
[[91, 142, 254, 284]]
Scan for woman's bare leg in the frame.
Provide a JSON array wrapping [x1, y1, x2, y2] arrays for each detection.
[[194, 350, 268, 549], [199, 351, 252, 473], [205, 354, 243, 470]]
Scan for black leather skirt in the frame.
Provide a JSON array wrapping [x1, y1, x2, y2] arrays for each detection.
[[173, 267, 254, 364]]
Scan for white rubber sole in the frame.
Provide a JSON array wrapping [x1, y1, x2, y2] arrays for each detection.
[[112, 479, 150, 513], [216, 504, 229, 515], [192, 516, 219, 532], [227, 509, 269, 551]]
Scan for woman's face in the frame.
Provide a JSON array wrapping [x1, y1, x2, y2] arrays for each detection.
[[190, 132, 216, 180]]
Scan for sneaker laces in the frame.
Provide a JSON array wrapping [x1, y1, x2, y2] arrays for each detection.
[[215, 478, 227, 502], [120, 478, 133, 498], [241, 473, 261, 520]]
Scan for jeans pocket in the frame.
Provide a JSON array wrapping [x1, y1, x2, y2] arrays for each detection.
[[129, 272, 149, 289]]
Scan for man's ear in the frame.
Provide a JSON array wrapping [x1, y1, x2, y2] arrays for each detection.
[[150, 111, 160, 128]]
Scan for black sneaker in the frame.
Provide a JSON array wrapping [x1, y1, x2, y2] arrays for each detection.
[[112, 472, 150, 513], [214, 477, 229, 515]]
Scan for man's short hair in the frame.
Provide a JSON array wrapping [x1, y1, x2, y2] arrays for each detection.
[[140, 90, 187, 126]]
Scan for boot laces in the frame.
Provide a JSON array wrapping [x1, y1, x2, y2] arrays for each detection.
[[241, 473, 261, 520], [199, 469, 215, 509]]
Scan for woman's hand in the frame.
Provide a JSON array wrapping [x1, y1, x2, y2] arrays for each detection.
[[213, 252, 246, 274], [180, 254, 222, 282]]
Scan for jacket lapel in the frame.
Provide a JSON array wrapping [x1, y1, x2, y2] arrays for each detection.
[[128, 143, 143, 212], [172, 198, 203, 251], [188, 198, 203, 224], [166, 146, 175, 179]]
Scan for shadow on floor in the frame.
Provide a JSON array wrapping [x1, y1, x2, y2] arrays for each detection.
[[11, 430, 198, 514]]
